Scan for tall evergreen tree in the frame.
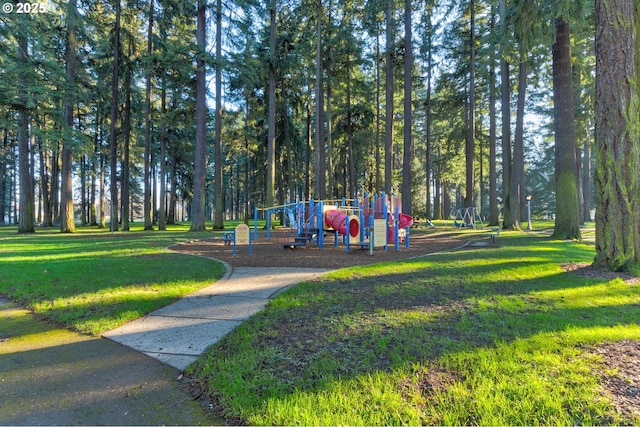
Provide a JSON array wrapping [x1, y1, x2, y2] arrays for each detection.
[[266, 0, 277, 207], [60, 0, 78, 233], [213, 0, 224, 229], [500, 0, 513, 229], [143, 0, 155, 231], [17, 29, 34, 233], [551, 17, 581, 240], [384, 0, 394, 194], [465, 0, 475, 209], [488, 3, 498, 225], [401, 0, 413, 214], [190, 0, 207, 231], [109, 0, 122, 232]]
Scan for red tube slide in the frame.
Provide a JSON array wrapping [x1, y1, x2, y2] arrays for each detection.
[[388, 213, 414, 241], [324, 210, 360, 237], [398, 213, 414, 228]]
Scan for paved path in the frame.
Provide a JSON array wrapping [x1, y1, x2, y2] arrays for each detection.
[[103, 266, 330, 371], [0, 297, 218, 425]]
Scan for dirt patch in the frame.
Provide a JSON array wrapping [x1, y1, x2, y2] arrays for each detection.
[[401, 365, 465, 399], [562, 262, 640, 285], [563, 264, 640, 422], [589, 340, 640, 423], [171, 230, 466, 269]]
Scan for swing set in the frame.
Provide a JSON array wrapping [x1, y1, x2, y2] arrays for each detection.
[[450, 206, 485, 229]]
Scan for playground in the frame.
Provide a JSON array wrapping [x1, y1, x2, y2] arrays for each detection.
[[176, 194, 467, 268], [173, 229, 463, 268]]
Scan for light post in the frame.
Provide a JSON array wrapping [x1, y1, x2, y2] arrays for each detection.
[[526, 195, 532, 231]]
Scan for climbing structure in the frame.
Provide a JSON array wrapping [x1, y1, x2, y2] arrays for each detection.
[[253, 193, 414, 252]]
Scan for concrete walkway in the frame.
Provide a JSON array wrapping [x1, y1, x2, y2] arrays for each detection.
[[103, 266, 330, 371]]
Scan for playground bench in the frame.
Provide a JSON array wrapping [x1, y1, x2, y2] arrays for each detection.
[[222, 231, 234, 245], [487, 225, 503, 244]]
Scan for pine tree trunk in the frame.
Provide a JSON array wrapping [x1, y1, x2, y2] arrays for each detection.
[[594, 0, 640, 270], [168, 154, 177, 224], [551, 18, 581, 240], [213, 0, 225, 229], [347, 66, 356, 199], [109, 0, 121, 232], [384, 0, 394, 195], [38, 135, 52, 227], [513, 58, 527, 227], [315, 0, 326, 200], [190, 0, 207, 231], [17, 31, 34, 233], [375, 25, 382, 193], [425, 8, 433, 219], [99, 150, 106, 228], [60, 0, 77, 233], [0, 127, 7, 225], [121, 59, 132, 232], [158, 79, 167, 231], [401, 0, 413, 215], [464, 0, 475, 209], [583, 141, 591, 222], [499, 0, 513, 229], [488, 6, 498, 226], [143, 0, 154, 231]]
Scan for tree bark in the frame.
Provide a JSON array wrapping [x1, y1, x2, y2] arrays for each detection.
[[17, 32, 34, 233], [121, 53, 132, 232], [158, 78, 167, 231], [401, 0, 413, 215], [488, 6, 498, 226], [500, 0, 513, 229], [190, 0, 207, 231], [213, 0, 225, 229], [143, 0, 155, 231], [384, 0, 394, 195], [594, 0, 640, 270], [582, 141, 591, 222], [375, 25, 382, 193], [109, 0, 121, 232], [551, 17, 581, 240], [60, 0, 77, 233], [512, 58, 526, 227], [0, 126, 7, 225], [315, 0, 326, 199], [464, 0, 475, 209], [347, 63, 356, 199]]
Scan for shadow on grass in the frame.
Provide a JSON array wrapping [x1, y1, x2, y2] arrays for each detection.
[[0, 300, 219, 425], [190, 234, 640, 424], [0, 231, 226, 335]]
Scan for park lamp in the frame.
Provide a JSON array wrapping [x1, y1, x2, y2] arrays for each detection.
[[526, 195, 532, 230]]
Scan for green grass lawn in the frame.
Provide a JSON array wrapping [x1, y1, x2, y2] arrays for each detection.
[[0, 224, 226, 335], [2, 222, 638, 425], [188, 229, 640, 426]]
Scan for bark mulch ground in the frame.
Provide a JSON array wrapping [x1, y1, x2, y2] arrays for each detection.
[[171, 229, 466, 269]]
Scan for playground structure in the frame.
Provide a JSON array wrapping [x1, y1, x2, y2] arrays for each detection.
[[252, 193, 414, 252], [450, 206, 485, 229]]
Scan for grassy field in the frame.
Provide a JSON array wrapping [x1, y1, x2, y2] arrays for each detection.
[[3, 221, 638, 425], [188, 227, 640, 426], [0, 223, 226, 335]]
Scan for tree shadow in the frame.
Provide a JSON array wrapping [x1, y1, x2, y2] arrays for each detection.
[[191, 241, 640, 423]]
